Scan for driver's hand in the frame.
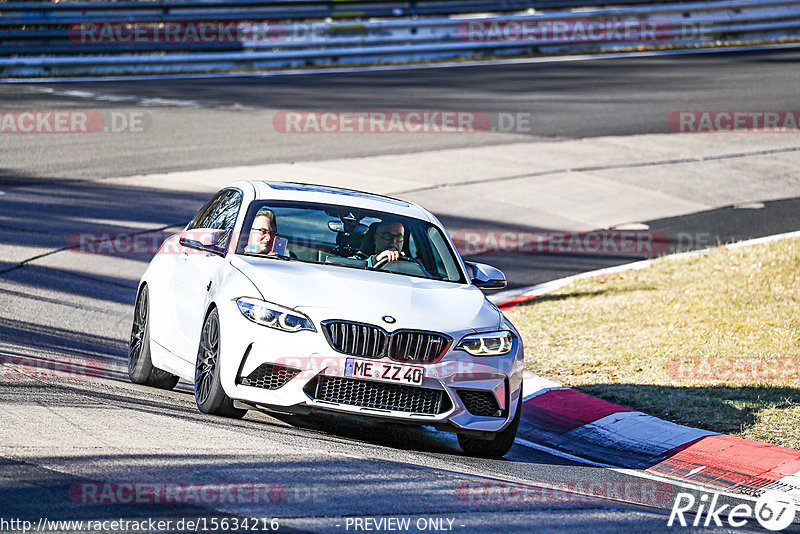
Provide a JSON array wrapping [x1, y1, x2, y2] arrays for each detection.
[[245, 243, 277, 256], [375, 249, 404, 263]]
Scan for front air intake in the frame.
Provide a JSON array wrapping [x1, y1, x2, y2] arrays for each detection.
[[308, 376, 451, 415], [322, 320, 451, 364], [237, 363, 299, 390], [457, 390, 504, 417]]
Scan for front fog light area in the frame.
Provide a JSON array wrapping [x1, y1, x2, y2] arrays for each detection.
[[236, 297, 315, 333], [456, 331, 514, 356]]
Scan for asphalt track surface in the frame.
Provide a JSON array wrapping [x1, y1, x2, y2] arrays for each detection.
[[2, 48, 800, 179], [1, 48, 800, 532]]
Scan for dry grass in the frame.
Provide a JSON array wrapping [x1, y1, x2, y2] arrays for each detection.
[[505, 237, 800, 449]]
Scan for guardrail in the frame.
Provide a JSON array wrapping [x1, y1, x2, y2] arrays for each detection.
[[1, 0, 799, 77], [0, 0, 558, 22]]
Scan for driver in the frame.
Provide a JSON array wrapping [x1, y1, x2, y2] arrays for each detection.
[[368, 220, 406, 267], [245, 208, 279, 255]]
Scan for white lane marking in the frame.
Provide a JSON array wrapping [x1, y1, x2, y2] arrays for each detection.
[[734, 202, 765, 209], [138, 97, 200, 107], [93, 94, 139, 102], [688, 466, 707, 476], [3, 42, 800, 84], [58, 90, 96, 98], [26, 87, 202, 108], [611, 222, 650, 230]]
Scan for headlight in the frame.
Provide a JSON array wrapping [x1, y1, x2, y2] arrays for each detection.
[[456, 331, 514, 356], [235, 297, 315, 333]]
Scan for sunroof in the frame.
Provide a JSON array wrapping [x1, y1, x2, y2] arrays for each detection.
[[264, 182, 409, 207]]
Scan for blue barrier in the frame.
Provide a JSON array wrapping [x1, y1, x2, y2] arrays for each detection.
[[1, 0, 798, 76]]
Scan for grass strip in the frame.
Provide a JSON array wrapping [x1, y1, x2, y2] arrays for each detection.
[[506, 237, 800, 449]]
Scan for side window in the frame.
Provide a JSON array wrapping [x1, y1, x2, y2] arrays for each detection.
[[427, 227, 459, 281], [407, 224, 435, 274], [188, 192, 226, 231], [206, 190, 242, 249], [408, 231, 418, 258], [206, 191, 240, 230], [187, 190, 242, 250]]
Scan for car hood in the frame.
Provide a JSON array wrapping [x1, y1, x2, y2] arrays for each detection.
[[230, 256, 501, 333]]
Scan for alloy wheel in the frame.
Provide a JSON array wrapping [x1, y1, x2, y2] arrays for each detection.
[[195, 312, 220, 405]]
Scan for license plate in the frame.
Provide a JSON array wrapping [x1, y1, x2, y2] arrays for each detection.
[[343, 358, 424, 386]]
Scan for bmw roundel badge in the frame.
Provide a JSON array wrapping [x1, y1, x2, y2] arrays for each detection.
[[382, 315, 396, 324]]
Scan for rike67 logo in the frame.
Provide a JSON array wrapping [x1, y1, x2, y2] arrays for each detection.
[[668, 491, 796, 531]]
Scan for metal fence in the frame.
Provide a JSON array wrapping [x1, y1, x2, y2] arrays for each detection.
[[1, 0, 799, 76]]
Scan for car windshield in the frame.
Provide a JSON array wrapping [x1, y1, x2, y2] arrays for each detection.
[[235, 200, 466, 283]]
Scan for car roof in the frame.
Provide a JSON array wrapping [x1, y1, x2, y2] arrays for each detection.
[[234, 180, 435, 222]]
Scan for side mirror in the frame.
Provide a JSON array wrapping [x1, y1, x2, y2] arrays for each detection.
[[179, 228, 228, 256], [465, 261, 507, 289], [201, 229, 227, 247]]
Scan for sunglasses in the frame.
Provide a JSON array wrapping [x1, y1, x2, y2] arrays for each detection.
[[378, 232, 405, 242], [252, 227, 276, 236]]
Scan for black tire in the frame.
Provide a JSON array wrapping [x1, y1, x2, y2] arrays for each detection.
[[194, 308, 247, 419], [458, 397, 521, 458], [128, 285, 180, 390]]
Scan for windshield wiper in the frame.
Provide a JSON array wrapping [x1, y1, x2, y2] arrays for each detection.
[[243, 252, 293, 261]]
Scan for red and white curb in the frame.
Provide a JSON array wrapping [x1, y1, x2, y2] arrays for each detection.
[[517, 374, 800, 505], [509, 230, 800, 503]]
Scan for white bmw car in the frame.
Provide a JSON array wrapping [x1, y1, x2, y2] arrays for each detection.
[[129, 181, 524, 457]]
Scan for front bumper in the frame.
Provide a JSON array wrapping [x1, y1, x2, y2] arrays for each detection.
[[218, 301, 524, 434]]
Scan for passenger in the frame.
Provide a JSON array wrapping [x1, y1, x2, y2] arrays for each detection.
[[245, 208, 279, 255]]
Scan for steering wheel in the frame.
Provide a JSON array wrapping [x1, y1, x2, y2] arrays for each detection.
[[371, 255, 394, 269], [372, 255, 425, 271], [372, 254, 410, 269]]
